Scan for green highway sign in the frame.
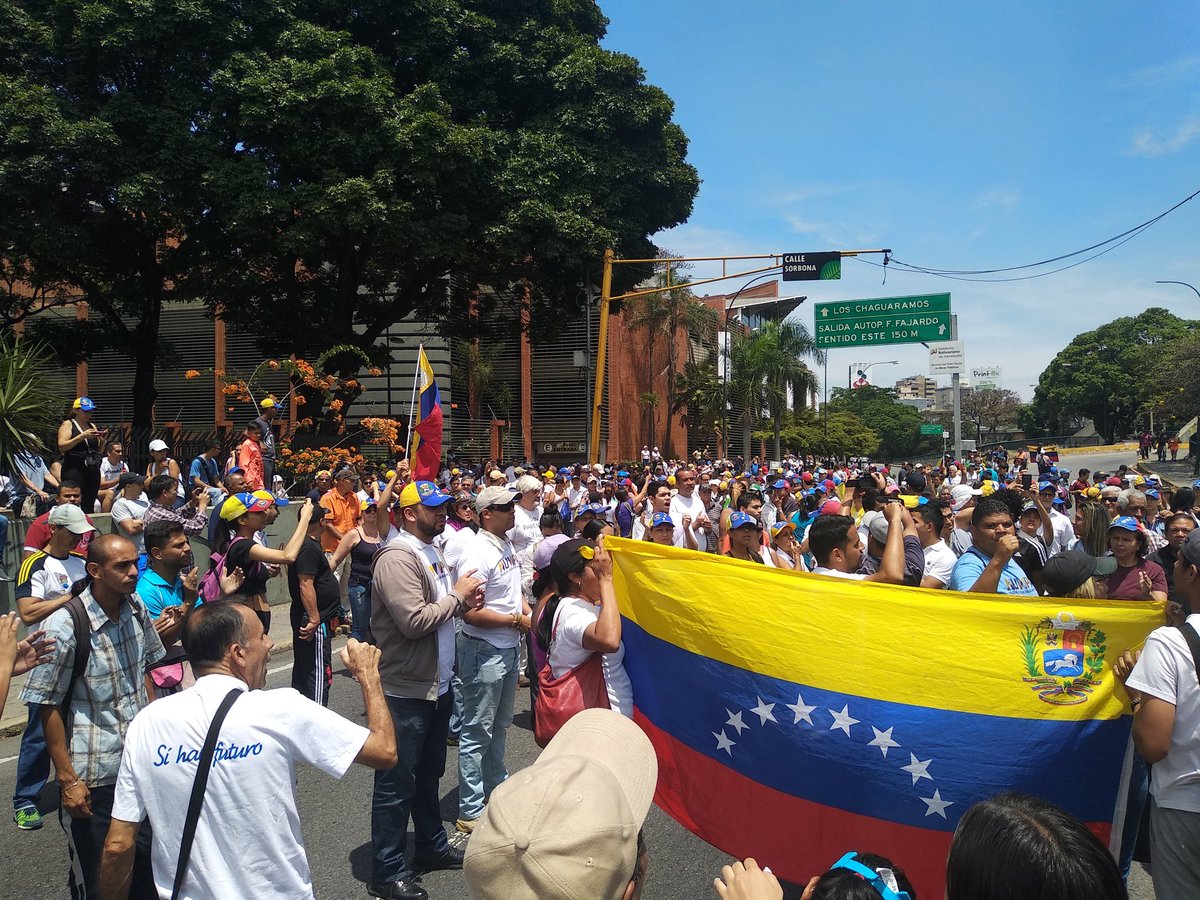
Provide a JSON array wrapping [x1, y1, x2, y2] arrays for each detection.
[[813, 293, 952, 348], [920, 423, 944, 435]]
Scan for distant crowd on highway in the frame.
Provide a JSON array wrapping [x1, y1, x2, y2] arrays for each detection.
[[2, 398, 1198, 899]]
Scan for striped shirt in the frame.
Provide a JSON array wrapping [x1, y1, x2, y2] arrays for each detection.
[[142, 499, 209, 537], [20, 587, 165, 787]]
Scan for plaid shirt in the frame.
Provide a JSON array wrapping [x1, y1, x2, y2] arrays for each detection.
[[142, 498, 209, 536], [21, 588, 165, 787]]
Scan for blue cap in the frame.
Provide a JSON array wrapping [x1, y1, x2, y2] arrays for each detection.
[[1052, 496, 1066, 506], [772, 479, 787, 489], [1109, 515, 1140, 533], [1146, 488, 1161, 499], [650, 512, 674, 528], [1193, 479, 1200, 489], [729, 511, 760, 530], [399, 480, 453, 508], [559, 467, 573, 475], [72, 397, 96, 411], [617, 470, 629, 478], [227, 466, 244, 475], [1037, 481, 1054, 492]]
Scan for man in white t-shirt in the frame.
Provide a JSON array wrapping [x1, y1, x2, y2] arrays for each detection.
[[456, 486, 529, 836], [806, 503, 906, 583], [912, 503, 955, 589], [1118, 528, 1200, 900], [110, 474, 151, 558], [97, 602, 397, 900], [668, 467, 711, 552]]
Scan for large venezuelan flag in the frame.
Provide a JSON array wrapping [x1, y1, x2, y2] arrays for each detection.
[[409, 346, 442, 480], [607, 538, 1163, 897]]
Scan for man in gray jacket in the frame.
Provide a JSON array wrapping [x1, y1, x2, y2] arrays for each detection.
[[368, 480, 485, 900]]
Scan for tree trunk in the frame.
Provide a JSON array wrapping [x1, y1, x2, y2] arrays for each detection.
[[741, 405, 752, 462], [131, 254, 163, 427]]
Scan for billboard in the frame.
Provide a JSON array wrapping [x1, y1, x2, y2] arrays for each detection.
[[971, 367, 1001, 390]]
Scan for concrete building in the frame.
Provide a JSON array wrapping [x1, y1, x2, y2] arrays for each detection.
[[895, 374, 937, 403]]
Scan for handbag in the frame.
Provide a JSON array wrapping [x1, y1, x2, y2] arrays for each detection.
[[533, 602, 611, 748]]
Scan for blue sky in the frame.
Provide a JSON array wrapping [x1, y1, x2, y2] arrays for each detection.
[[601, 0, 1200, 399]]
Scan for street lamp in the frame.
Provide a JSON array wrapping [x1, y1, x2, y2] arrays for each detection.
[[1155, 280, 1200, 301], [848, 359, 899, 389]]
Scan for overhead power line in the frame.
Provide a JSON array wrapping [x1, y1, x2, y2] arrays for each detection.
[[854, 184, 1200, 284]]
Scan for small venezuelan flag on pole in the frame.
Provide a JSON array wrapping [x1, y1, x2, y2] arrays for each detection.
[[408, 345, 443, 481]]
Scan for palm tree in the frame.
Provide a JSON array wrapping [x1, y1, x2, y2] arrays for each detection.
[[728, 319, 824, 461], [756, 320, 824, 461], [0, 338, 61, 476]]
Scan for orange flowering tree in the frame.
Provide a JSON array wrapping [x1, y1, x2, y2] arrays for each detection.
[[186, 346, 398, 487]]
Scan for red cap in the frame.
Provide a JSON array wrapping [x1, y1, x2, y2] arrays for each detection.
[[802, 472, 814, 483]]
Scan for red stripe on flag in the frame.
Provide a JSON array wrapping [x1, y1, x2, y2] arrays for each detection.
[[634, 709, 1110, 898]]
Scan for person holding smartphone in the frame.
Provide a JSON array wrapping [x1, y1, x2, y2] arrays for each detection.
[[57, 397, 105, 514]]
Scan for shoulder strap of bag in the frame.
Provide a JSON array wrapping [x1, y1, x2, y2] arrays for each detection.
[[61, 595, 91, 732], [1177, 622, 1200, 689], [171, 688, 241, 900]]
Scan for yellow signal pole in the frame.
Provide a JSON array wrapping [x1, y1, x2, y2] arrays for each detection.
[[588, 248, 614, 463]]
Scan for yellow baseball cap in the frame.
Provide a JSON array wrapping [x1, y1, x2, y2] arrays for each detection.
[[260, 397, 277, 408]]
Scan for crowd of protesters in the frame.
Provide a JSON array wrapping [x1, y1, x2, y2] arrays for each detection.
[[2, 401, 1198, 899]]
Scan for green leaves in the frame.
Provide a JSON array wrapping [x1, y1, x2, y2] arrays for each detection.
[[0, 339, 63, 475], [1030, 307, 1200, 442]]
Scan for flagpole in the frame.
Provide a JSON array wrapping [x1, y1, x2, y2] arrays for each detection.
[[406, 344, 422, 461]]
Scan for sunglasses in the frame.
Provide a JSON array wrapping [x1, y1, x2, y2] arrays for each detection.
[[488, 502, 516, 513]]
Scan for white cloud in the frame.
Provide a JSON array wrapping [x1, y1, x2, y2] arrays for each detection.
[[1128, 115, 1200, 157], [1114, 56, 1200, 89], [975, 188, 1022, 209]]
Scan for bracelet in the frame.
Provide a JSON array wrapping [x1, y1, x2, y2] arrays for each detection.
[[61, 779, 80, 791], [1130, 698, 1144, 709], [511, 613, 522, 629]]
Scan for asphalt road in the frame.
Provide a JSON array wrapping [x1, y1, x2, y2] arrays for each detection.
[[0, 643, 1157, 900]]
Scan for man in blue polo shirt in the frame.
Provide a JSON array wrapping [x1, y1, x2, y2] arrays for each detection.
[[948, 496, 1038, 595], [135, 521, 200, 698]]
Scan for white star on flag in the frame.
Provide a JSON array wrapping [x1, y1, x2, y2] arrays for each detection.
[[750, 696, 777, 726], [725, 709, 748, 735], [713, 730, 736, 756], [786, 692, 816, 725], [868, 726, 900, 758], [921, 789, 953, 818], [902, 753, 933, 785], [828, 704, 859, 736]]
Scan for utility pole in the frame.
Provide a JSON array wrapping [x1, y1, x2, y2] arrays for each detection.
[[951, 315, 962, 462]]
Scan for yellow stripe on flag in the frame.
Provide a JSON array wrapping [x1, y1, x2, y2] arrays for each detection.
[[607, 537, 1163, 722]]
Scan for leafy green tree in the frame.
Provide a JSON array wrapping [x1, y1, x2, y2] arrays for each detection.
[[755, 409, 878, 459], [1, 0, 699, 425], [727, 319, 824, 461], [673, 359, 726, 453], [827, 385, 925, 460], [1030, 308, 1199, 443]]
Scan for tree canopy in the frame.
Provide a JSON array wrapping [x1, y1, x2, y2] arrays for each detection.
[[827, 385, 926, 460], [1, 0, 699, 424], [1029, 307, 1199, 443]]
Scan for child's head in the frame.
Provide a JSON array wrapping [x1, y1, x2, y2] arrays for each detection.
[[801, 852, 915, 900]]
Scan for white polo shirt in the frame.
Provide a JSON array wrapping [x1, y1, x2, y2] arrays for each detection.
[[460, 529, 523, 649], [112, 675, 368, 900]]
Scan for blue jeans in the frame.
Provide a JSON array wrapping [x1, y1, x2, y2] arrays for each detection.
[[1120, 751, 1150, 880], [456, 634, 519, 820], [348, 582, 372, 643], [371, 691, 453, 883], [0, 512, 9, 568], [13, 704, 49, 812]]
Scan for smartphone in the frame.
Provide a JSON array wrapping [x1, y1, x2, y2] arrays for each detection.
[[1021, 473, 1033, 489]]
